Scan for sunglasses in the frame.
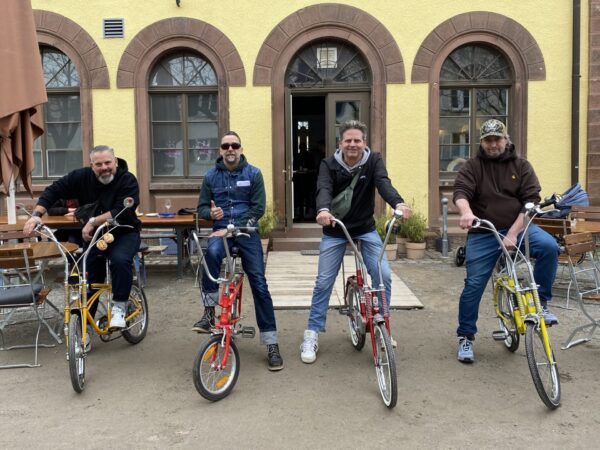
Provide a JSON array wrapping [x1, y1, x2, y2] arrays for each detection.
[[220, 142, 241, 150]]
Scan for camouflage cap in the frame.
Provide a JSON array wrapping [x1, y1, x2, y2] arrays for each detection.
[[479, 119, 507, 140]]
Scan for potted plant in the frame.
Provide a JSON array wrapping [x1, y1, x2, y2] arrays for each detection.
[[375, 212, 398, 261], [403, 210, 428, 260], [258, 203, 278, 255]]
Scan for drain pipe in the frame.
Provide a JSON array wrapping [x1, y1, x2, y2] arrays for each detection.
[[571, 0, 581, 184]]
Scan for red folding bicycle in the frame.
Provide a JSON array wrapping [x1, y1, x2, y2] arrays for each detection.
[[189, 224, 257, 401]]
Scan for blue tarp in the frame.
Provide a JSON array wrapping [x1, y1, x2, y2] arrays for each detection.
[[539, 183, 589, 218]]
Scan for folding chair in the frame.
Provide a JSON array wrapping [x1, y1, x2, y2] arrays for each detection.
[[0, 244, 54, 368], [561, 232, 600, 350]]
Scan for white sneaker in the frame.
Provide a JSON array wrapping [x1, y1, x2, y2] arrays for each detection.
[[300, 330, 318, 364], [110, 303, 127, 328]]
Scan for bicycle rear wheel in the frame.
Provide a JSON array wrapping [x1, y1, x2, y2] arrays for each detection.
[[525, 323, 561, 409], [497, 287, 519, 352], [344, 278, 366, 350], [373, 323, 397, 408], [68, 314, 86, 393], [121, 282, 149, 344], [193, 334, 240, 401]]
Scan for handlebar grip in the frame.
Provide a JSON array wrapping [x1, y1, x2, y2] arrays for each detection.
[[537, 195, 558, 209], [236, 226, 258, 234]]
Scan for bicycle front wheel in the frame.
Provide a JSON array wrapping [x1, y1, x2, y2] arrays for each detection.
[[345, 279, 366, 350], [193, 335, 240, 401], [121, 282, 149, 344], [373, 323, 397, 408], [497, 287, 519, 352], [525, 323, 561, 409], [67, 314, 86, 393]]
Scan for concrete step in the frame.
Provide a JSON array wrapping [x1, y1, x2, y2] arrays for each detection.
[[271, 223, 322, 238], [272, 237, 321, 251]]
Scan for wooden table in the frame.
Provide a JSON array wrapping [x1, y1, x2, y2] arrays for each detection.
[[1, 215, 210, 279]]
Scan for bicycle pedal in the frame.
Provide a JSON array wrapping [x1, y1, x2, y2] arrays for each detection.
[[240, 326, 256, 338], [338, 306, 350, 315], [492, 330, 508, 341]]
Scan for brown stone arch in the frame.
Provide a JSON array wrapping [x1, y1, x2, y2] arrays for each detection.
[[33, 10, 110, 88], [117, 17, 245, 88], [411, 12, 546, 226], [254, 4, 404, 221], [253, 3, 404, 85], [411, 11, 545, 82]]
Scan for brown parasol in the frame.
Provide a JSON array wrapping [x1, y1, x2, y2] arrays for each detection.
[[0, 0, 47, 215]]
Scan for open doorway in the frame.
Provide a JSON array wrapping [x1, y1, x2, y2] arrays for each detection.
[[291, 96, 326, 223]]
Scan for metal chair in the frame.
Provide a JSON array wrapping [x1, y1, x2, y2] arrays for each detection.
[[561, 232, 600, 349], [0, 244, 54, 368]]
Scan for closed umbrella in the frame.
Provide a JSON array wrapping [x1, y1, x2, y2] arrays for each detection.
[[0, 0, 47, 223]]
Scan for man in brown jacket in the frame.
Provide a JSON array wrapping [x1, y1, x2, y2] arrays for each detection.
[[453, 119, 559, 363]]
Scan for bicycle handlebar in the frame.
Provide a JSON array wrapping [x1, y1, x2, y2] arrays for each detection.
[[191, 224, 257, 285]]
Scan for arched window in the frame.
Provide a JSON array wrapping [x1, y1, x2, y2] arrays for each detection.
[[148, 51, 219, 178], [286, 40, 371, 88], [33, 46, 82, 178], [439, 44, 512, 179]]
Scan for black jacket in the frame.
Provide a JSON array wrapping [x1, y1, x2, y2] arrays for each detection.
[[37, 158, 141, 232], [317, 151, 403, 238]]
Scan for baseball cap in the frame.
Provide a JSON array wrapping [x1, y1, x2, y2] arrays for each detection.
[[479, 119, 506, 140]]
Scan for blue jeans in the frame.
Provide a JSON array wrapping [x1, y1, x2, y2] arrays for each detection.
[[86, 232, 141, 315], [457, 224, 559, 339], [201, 232, 277, 345], [307, 230, 391, 332]]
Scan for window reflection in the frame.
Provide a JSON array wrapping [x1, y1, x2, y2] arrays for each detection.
[[149, 51, 219, 178], [33, 47, 82, 178], [439, 44, 511, 182]]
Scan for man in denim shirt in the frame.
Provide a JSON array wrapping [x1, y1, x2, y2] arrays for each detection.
[[193, 131, 283, 371]]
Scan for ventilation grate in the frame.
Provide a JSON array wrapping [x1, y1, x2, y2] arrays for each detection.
[[103, 18, 124, 39]]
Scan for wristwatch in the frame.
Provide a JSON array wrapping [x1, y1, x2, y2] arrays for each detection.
[[88, 216, 97, 226]]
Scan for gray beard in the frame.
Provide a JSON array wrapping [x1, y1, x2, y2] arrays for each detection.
[[97, 174, 114, 185]]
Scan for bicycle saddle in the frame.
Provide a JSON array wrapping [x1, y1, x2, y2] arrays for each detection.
[[230, 246, 240, 257]]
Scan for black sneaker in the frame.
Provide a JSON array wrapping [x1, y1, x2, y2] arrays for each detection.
[[192, 307, 215, 333], [267, 344, 284, 371]]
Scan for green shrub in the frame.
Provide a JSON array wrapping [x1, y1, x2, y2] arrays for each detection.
[[258, 203, 278, 239], [402, 211, 427, 243], [374, 212, 396, 244]]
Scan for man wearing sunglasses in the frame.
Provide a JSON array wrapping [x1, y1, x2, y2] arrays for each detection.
[[193, 131, 283, 371]]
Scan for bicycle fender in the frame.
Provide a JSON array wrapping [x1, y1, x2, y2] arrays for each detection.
[[373, 313, 385, 325]]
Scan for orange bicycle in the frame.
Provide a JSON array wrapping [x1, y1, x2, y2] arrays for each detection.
[[190, 224, 257, 401]]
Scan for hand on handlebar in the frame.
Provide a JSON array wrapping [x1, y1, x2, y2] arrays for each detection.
[[316, 210, 335, 227], [23, 216, 42, 235], [210, 229, 228, 238], [82, 222, 95, 242], [459, 211, 477, 230]]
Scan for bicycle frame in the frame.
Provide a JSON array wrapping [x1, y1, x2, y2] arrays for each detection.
[[333, 209, 402, 358], [190, 224, 254, 369], [476, 207, 555, 364]]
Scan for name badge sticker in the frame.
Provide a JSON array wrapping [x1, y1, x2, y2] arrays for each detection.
[[237, 180, 251, 187]]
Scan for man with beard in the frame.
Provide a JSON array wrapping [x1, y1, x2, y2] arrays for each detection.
[[453, 119, 559, 363], [23, 145, 141, 329]]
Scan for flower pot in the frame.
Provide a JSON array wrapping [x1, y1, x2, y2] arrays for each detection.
[[405, 241, 426, 260], [397, 237, 408, 257], [385, 243, 398, 261]]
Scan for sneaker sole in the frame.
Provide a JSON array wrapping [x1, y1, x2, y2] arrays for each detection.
[[458, 356, 474, 363], [268, 364, 284, 372], [191, 327, 212, 333]]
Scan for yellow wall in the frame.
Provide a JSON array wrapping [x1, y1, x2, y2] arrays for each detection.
[[32, 0, 588, 215]]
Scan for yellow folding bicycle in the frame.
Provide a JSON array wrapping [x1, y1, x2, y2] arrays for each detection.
[[474, 202, 561, 409], [36, 198, 148, 392]]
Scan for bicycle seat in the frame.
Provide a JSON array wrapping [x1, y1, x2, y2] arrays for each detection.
[[230, 246, 240, 257]]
